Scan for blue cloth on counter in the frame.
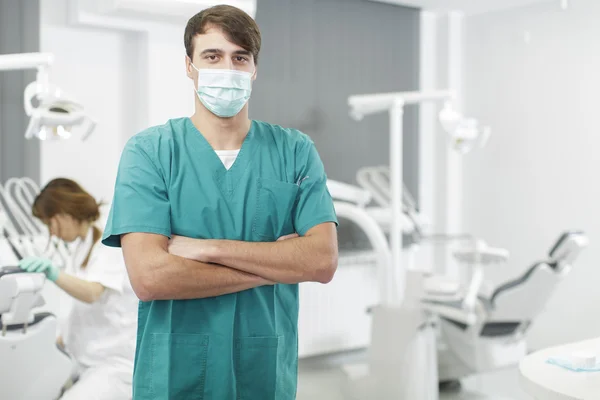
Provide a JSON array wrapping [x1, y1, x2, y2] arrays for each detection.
[[547, 357, 600, 372]]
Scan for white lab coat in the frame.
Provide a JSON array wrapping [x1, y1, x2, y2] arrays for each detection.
[[60, 228, 138, 400]]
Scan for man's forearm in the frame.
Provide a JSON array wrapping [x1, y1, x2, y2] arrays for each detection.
[[206, 232, 337, 285], [126, 252, 270, 301]]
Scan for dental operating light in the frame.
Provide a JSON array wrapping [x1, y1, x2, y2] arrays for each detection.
[[438, 100, 491, 153], [0, 52, 96, 141]]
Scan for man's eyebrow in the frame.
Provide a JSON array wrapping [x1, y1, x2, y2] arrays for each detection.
[[200, 48, 224, 56], [232, 50, 252, 57]]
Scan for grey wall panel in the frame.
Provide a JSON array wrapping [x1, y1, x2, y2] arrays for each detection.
[[251, 0, 420, 250], [0, 0, 41, 184], [251, 0, 420, 201]]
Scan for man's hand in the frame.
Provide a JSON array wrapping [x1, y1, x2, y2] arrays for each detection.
[[168, 235, 213, 263], [123, 233, 275, 301], [165, 227, 337, 285], [277, 233, 299, 241], [169, 233, 300, 262], [193, 223, 338, 284]]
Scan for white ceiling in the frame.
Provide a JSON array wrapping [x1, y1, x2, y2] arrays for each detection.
[[368, 0, 556, 15]]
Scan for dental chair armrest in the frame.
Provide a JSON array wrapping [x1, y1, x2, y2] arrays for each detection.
[[453, 244, 510, 265], [453, 241, 509, 312], [462, 264, 484, 312], [365, 302, 477, 326], [421, 301, 478, 326]]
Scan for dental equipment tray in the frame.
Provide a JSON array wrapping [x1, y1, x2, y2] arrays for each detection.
[[453, 246, 509, 264]]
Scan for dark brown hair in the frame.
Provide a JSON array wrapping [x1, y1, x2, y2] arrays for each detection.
[[32, 178, 102, 268], [184, 5, 261, 64]]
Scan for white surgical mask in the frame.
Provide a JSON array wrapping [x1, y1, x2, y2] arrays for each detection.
[[190, 62, 254, 118]]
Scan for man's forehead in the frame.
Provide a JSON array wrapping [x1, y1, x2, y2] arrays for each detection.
[[201, 24, 225, 36], [194, 26, 244, 52]]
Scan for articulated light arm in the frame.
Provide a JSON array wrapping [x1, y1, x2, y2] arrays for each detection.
[[349, 90, 488, 152], [0, 52, 54, 72], [0, 53, 54, 111], [348, 90, 455, 120]]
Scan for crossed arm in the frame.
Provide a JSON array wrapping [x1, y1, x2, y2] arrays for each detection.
[[121, 223, 338, 301]]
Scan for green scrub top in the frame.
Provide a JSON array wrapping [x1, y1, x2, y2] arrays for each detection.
[[102, 117, 338, 400]]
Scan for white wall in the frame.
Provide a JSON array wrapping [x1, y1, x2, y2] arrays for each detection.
[[463, 0, 600, 349], [40, 0, 124, 202], [39, 0, 194, 318], [40, 0, 193, 204]]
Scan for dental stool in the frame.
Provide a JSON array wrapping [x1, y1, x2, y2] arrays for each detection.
[[434, 231, 589, 386], [0, 266, 72, 400]]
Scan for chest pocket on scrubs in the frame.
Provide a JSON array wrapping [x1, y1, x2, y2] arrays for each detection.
[[253, 178, 299, 240]]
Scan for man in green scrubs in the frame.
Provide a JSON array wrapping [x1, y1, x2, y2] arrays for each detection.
[[102, 5, 338, 400]]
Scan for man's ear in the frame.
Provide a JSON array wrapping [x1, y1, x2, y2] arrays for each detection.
[[252, 65, 258, 81], [185, 55, 194, 80]]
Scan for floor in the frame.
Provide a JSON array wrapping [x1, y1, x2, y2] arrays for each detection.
[[297, 350, 533, 400]]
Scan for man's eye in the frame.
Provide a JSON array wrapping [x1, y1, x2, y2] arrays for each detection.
[[206, 55, 218, 61], [236, 56, 248, 62]]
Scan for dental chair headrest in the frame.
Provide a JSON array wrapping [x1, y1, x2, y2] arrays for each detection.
[[0, 266, 24, 279], [547, 231, 589, 270], [0, 267, 46, 326]]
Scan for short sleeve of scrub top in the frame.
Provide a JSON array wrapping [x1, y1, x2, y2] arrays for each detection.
[[293, 138, 338, 236], [102, 135, 171, 247]]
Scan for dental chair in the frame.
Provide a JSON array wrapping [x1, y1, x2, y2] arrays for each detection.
[[327, 177, 588, 393], [352, 167, 590, 384], [435, 231, 588, 387], [0, 265, 72, 399]]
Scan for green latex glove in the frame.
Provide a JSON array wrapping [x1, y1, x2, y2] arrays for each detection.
[[18, 257, 60, 282]]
